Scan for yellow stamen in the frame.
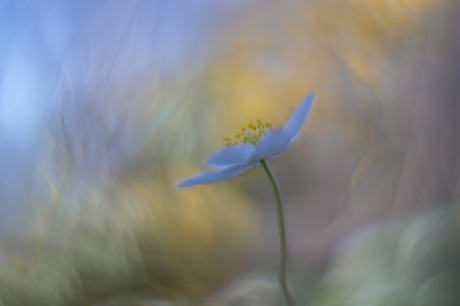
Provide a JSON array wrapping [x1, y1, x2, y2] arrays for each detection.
[[223, 120, 272, 146]]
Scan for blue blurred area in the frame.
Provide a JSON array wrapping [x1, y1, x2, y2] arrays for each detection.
[[0, 0, 262, 238]]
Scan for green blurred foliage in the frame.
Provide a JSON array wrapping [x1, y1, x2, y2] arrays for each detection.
[[309, 210, 460, 306], [0, 181, 259, 305]]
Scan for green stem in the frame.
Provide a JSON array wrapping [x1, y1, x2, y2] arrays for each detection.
[[260, 159, 295, 306]]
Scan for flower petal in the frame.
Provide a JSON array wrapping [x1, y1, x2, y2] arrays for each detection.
[[283, 94, 314, 139], [177, 164, 254, 188], [205, 145, 257, 169], [251, 129, 291, 161], [268, 132, 299, 160]]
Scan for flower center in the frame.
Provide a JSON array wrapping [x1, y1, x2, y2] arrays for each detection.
[[223, 119, 272, 146]]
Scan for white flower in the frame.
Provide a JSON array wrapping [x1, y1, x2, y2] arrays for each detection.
[[178, 94, 315, 188]]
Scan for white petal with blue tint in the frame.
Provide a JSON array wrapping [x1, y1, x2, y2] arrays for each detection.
[[268, 132, 300, 160], [252, 130, 291, 161], [177, 94, 315, 188], [283, 94, 314, 139], [178, 164, 253, 188], [205, 145, 256, 169]]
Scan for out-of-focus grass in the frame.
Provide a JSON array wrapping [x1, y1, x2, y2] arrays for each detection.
[[0, 180, 259, 305], [309, 209, 460, 306]]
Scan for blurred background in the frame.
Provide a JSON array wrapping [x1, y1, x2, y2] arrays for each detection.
[[1, 0, 460, 305]]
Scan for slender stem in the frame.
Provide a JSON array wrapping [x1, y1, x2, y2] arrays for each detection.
[[260, 159, 295, 306]]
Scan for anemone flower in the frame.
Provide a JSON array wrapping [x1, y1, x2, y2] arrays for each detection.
[[178, 93, 315, 306], [178, 94, 314, 188]]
